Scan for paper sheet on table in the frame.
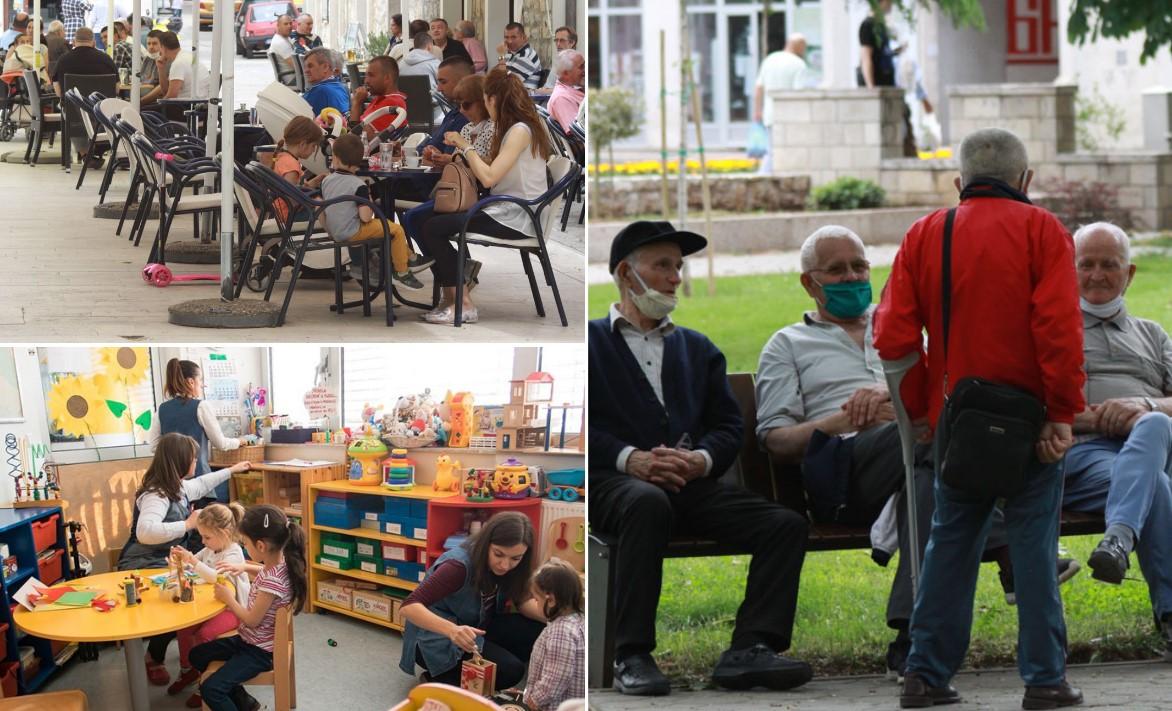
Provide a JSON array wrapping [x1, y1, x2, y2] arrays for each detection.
[[265, 459, 335, 467], [55, 591, 98, 606], [14, 579, 106, 612], [13, 577, 50, 610]]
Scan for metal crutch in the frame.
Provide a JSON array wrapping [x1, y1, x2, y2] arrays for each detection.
[[882, 351, 924, 598]]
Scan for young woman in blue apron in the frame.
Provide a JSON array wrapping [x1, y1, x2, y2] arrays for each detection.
[[399, 512, 547, 690]]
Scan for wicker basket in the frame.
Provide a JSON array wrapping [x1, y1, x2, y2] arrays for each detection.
[[382, 433, 437, 449], [210, 444, 265, 466]]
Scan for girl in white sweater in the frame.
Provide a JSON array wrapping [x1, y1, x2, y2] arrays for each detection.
[[167, 502, 252, 707], [116, 433, 251, 688]]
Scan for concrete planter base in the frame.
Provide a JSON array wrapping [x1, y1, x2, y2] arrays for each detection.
[[168, 298, 281, 328]]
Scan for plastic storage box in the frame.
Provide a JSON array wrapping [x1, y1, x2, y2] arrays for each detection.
[[30, 514, 59, 553], [37, 548, 64, 585]]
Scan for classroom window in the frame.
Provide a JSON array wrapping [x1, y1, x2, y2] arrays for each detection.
[[539, 345, 586, 436], [341, 346, 515, 427], [269, 346, 333, 426]]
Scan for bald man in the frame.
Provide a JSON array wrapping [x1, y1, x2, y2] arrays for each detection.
[[753, 34, 808, 173]]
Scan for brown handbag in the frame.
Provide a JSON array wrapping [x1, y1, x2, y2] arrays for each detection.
[[433, 153, 480, 213]]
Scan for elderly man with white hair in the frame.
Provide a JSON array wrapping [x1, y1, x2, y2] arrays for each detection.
[[546, 49, 584, 133], [756, 225, 937, 681], [1060, 222, 1172, 656]]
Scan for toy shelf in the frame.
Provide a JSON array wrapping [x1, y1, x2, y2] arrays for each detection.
[[425, 497, 543, 565], [0, 507, 71, 697], [313, 599, 403, 631], [307, 481, 457, 628]]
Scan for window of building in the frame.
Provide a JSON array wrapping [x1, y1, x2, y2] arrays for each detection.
[[588, 0, 644, 94]]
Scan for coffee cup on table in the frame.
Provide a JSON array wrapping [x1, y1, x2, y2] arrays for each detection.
[[405, 155, 421, 168]]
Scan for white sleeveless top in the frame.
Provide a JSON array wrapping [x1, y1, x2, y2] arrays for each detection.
[[483, 123, 548, 237]]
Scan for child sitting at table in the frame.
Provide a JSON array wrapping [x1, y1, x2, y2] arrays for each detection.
[[271, 116, 324, 226], [116, 433, 252, 687], [191, 505, 306, 711], [166, 502, 252, 708], [523, 560, 585, 711], [320, 133, 432, 291]]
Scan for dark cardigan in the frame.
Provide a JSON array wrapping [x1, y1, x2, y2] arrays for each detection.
[[588, 316, 743, 486]]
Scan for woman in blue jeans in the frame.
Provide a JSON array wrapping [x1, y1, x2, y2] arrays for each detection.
[[412, 67, 550, 325]]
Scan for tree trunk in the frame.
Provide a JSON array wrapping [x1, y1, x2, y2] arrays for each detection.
[[521, 0, 554, 71]]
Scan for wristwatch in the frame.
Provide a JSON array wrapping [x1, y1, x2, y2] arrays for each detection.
[[1144, 396, 1159, 412]]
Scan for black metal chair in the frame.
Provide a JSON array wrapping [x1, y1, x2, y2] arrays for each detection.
[[20, 69, 60, 165], [61, 73, 115, 172], [447, 155, 580, 327], [399, 74, 433, 135], [89, 95, 130, 203], [112, 111, 208, 242], [62, 86, 112, 188], [243, 160, 393, 327]]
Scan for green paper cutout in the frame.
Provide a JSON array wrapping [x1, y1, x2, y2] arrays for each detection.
[[135, 411, 152, 430], [106, 400, 128, 418]]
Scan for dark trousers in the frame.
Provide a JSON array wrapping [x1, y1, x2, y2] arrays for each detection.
[[147, 631, 176, 663], [416, 206, 528, 286], [590, 472, 808, 660], [422, 613, 545, 689], [190, 636, 274, 711]]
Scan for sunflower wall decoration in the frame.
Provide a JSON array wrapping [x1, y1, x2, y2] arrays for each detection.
[[93, 347, 154, 434], [45, 375, 106, 439]]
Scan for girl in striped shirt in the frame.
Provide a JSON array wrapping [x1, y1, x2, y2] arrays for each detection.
[[190, 505, 307, 711]]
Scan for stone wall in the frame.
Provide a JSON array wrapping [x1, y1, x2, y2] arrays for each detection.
[[1045, 154, 1172, 231], [768, 87, 907, 187], [589, 175, 810, 221], [947, 83, 1077, 170]]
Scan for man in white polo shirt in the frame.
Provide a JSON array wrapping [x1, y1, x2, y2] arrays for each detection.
[[753, 33, 808, 173]]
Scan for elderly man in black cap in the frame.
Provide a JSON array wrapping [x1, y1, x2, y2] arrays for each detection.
[[590, 221, 813, 696]]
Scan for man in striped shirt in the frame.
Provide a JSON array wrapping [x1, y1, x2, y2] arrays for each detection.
[[496, 21, 542, 90]]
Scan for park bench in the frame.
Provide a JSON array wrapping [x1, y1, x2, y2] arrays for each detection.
[[588, 371, 1106, 688]]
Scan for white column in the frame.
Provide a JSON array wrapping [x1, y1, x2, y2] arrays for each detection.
[[218, 0, 235, 298], [131, 0, 141, 111]]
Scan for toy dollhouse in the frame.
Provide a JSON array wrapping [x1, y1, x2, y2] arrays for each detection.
[[498, 372, 553, 452]]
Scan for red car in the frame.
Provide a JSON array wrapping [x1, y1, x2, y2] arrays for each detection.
[[237, 0, 296, 58]]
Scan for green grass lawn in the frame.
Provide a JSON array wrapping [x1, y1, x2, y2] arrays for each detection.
[[590, 253, 1172, 683]]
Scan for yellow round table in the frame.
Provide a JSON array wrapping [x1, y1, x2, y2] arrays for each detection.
[[15, 569, 227, 711]]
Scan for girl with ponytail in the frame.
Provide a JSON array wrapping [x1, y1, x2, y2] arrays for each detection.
[[190, 505, 306, 711]]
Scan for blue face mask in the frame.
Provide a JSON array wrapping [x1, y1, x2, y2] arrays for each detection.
[[813, 278, 872, 319]]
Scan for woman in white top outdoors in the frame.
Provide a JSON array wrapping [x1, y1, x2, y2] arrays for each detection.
[[415, 66, 552, 325]]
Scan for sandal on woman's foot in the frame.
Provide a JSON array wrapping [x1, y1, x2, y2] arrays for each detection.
[[168, 666, 201, 695], [424, 305, 478, 324], [145, 656, 170, 686]]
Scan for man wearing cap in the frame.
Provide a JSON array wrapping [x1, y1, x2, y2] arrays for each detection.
[[589, 221, 813, 696]]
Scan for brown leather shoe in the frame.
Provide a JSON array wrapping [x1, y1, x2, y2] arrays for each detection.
[[1022, 680, 1083, 709], [900, 672, 960, 708]]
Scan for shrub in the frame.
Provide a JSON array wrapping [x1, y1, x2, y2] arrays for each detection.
[[808, 176, 886, 211], [1039, 178, 1133, 232], [1075, 84, 1126, 152], [366, 32, 390, 57]]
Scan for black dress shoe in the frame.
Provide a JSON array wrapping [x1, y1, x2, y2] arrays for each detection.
[[1088, 534, 1129, 584], [1161, 615, 1172, 662], [613, 654, 671, 696], [1022, 679, 1083, 709], [711, 643, 812, 691], [900, 672, 960, 708]]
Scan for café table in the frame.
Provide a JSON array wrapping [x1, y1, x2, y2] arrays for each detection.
[[349, 163, 443, 312], [14, 568, 227, 711]]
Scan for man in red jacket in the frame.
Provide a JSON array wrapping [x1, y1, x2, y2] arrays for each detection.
[[874, 128, 1086, 709]]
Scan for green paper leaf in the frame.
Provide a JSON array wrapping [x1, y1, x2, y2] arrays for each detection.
[[135, 410, 152, 430], [106, 400, 128, 418]]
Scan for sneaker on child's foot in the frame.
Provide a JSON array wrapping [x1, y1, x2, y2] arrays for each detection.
[[184, 692, 203, 708], [407, 253, 435, 273], [392, 271, 426, 291], [168, 666, 201, 695]]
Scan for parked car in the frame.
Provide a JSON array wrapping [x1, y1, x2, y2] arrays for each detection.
[[237, 0, 295, 58], [198, 0, 242, 28]]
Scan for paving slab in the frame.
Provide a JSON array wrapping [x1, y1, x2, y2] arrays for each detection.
[[589, 659, 1172, 710]]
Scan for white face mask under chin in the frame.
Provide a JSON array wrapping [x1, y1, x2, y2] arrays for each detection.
[[627, 268, 677, 321], [1080, 295, 1125, 319]]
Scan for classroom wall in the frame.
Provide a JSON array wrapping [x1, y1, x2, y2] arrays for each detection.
[[0, 347, 53, 507]]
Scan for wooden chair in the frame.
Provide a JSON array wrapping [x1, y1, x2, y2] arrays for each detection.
[[387, 683, 500, 711], [0, 690, 88, 710], [201, 605, 296, 711]]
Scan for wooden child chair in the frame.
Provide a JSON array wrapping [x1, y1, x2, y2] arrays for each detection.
[[0, 690, 88, 710], [201, 606, 296, 711], [387, 683, 503, 711]]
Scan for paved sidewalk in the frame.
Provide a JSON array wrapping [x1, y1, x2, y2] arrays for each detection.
[[590, 659, 1172, 710], [0, 147, 584, 342]]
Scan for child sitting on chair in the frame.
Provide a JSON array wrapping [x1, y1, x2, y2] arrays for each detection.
[[167, 502, 251, 708], [271, 116, 324, 226], [320, 133, 432, 291], [522, 560, 585, 711]]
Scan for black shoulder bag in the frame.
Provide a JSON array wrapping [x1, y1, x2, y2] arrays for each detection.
[[937, 208, 1047, 498]]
